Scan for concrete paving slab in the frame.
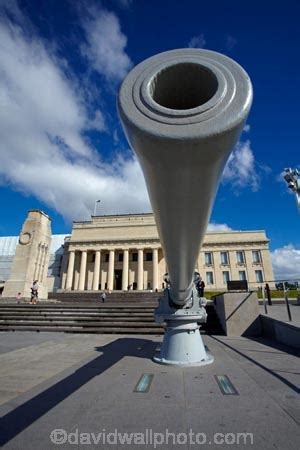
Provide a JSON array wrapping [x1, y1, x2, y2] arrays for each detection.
[[0, 333, 117, 405], [0, 331, 65, 354], [211, 335, 300, 427], [0, 332, 299, 449], [259, 304, 300, 327]]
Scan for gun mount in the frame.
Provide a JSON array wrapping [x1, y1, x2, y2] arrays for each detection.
[[118, 49, 252, 365]]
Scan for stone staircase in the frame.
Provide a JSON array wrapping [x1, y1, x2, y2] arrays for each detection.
[[0, 293, 224, 335]]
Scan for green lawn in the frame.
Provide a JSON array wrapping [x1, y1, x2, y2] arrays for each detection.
[[204, 290, 299, 299], [204, 291, 226, 299], [256, 289, 299, 299]]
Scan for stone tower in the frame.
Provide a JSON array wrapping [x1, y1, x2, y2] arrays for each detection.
[[3, 210, 52, 300]]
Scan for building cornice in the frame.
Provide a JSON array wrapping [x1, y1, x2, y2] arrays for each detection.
[[202, 240, 269, 247], [67, 238, 161, 251]]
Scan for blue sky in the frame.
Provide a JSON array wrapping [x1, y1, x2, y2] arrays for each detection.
[[0, 0, 299, 279]]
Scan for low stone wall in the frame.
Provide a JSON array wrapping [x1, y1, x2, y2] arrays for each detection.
[[214, 292, 261, 336], [260, 315, 300, 349]]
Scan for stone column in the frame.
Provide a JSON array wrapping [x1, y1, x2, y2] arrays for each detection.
[[42, 246, 47, 281], [107, 249, 115, 291], [92, 250, 101, 291], [36, 245, 45, 281], [40, 245, 49, 283], [33, 244, 42, 280], [122, 249, 129, 291], [78, 250, 87, 291], [40, 245, 49, 282], [153, 248, 159, 290], [74, 270, 80, 291], [65, 251, 75, 290], [137, 249, 144, 290]]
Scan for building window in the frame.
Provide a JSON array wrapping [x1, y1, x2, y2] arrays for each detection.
[[222, 271, 230, 284], [206, 271, 214, 285], [92, 254, 95, 263], [205, 252, 213, 265], [236, 251, 245, 264], [220, 251, 229, 265], [255, 270, 263, 283], [252, 250, 262, 263], [146, 252, 153, 261], [132, 252, 138, 262], [105, 253, 109, 263], [239, 270, 247, 281], [118, 253, 123, 262]]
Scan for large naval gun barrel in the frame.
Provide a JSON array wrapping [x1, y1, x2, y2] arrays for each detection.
[[118, 49, 252, 365]]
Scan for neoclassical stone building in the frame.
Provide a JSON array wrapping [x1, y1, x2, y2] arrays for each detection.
[[59, 213, 275, 292]]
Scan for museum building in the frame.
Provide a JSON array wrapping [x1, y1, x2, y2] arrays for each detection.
[[60, 212, 275, 292], [0, 210, 275, 297]]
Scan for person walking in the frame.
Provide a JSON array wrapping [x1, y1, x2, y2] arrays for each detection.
[[101, 291, 107, 303]]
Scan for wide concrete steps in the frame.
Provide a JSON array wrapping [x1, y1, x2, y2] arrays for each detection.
[[0, 325, 163, 334], [0, 303, 224, 335], [0, 304, 163, 334]]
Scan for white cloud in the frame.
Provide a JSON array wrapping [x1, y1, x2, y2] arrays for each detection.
[[0, 0, 26, 26], [207, 223, 233, 232], [225, 35, 237, 50], [116, 0, 133, 8], [87, 110, 106, 132], [0, 5, 266, 229], [222, 140, 260, 192], [0, 5, 150, 223], [0, 9, 257, 231], [113, 129, 120, 145], [277, 170, 290, 185], [81, 6, 132, 82], [188, 34, 206, 49], [271, 245, 300, 280], [0, 22, 94, 158], [243, 124, 251, 133]]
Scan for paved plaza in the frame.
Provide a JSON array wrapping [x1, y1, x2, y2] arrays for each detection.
[[259, 303, 300, 326], [0, 331, 299, 449]]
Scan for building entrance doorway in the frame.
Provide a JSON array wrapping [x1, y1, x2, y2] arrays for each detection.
[[114, 270, 122, 290]]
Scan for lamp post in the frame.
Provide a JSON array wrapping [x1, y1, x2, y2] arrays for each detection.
[[283, 168, 300, 212], [93, 200, 101, 216]]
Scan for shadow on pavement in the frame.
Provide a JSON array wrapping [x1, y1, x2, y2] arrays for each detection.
[[249, 336, 300, 357], [211, 335, 300, 394], [0, 337, 157, 446]]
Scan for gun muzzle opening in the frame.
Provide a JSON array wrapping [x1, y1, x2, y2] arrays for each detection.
[[149, 63, 219, 110]]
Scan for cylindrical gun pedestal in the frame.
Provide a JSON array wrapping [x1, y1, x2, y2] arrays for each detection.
[[154, 318, 214, 367], [154, 287, 214, 366]]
